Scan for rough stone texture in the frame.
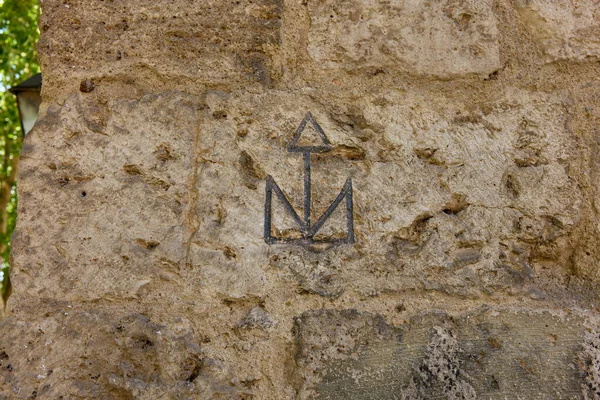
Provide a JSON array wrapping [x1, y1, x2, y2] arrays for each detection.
[[2, 0, 600, 398], [518, 0, 600, 63], [37, 0, 282, 99], [293, 308, 591, 399], [307, 0, 501, 78]]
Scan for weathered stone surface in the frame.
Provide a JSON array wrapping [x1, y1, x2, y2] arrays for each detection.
[[11, 92, 196, 301], [294, 308, 593, 399], [307, 0, 500, 78], [237, 307, 275, 330], [37, 0, 282, 100], [518, 0, 600, 63], [0, 307, 250, 399], [1, 0, 600, 398]]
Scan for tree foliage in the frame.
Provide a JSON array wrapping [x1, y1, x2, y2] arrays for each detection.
[[0, 0, 40, 300]]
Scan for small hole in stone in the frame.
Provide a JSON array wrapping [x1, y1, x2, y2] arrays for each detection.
[[212, 111, 227, 119], [81, 191, 87, 197]]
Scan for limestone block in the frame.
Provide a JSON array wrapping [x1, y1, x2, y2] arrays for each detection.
[[10, 92, 198, 302], [0, 309, 249, 399], [307, 0, 500, 78], [37, 0, 282, 99], [293, 308, 596, 399], [518, 0, 600, 62], [12, 85, 584, 304]]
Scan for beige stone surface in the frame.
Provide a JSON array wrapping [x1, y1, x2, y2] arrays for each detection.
[[307, 0, 501, 78], [36, 0, 282, 100], [1, 0, 600, 398], [518, 0, 600, 63], [293, 308, 592, 399]]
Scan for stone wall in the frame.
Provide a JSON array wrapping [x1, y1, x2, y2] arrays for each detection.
[[1, 0, 600, 398]]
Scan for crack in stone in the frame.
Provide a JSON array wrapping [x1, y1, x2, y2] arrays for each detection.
[[182, 111, 204, 270]]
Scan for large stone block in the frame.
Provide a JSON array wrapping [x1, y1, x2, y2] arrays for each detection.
[[293, 308, 596, 399], [37, 0, 282, 100], [0, 308, 251, 399], [12, 85, 586, 303], [518, 0, 600, 62], [10, 92, 199, 302], [307, 0, 500, 78]]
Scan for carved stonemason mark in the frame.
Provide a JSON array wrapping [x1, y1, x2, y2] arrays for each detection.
[[264, 112, 355, 245]]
